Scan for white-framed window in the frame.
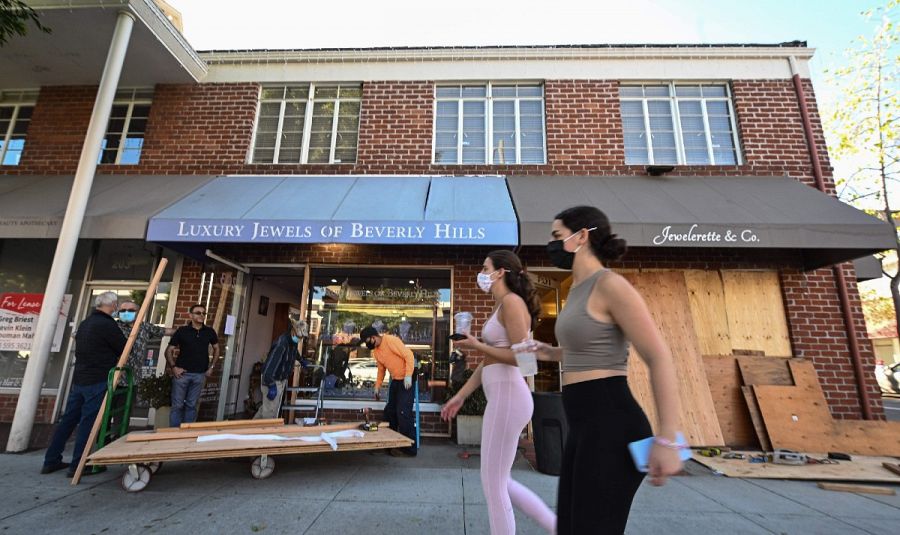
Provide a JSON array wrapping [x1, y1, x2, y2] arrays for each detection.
[[433, 83, 546, 165], [251, 84, 361, 164], [0, 90, 38, 166], [620, 83, 742, 166], [99, 88, 153, 165]]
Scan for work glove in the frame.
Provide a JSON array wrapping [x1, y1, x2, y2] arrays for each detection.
[[267, 383, 278, 401], [404, 376, 412, 390]]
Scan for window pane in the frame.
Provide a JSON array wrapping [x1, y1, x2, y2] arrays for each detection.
[[706, 101, 729, 115], [685, 149, 709, 165], [435, 148, 458, 164], [256, 116, 280, 133], [131, 105, 151, 118], [679, 115, 704, 131], [334, 147, 357, 163], [713, 150, 737, 165], [521, 147, 544, 164], [435, 115, 457, 130], [492, 86, 516, 97], [107, 118, 126, 133], [462, 147, 485, 163], [519, 100, 542, 116], [676, 101, 701, 115], [519, 115, 543, 131], [620, 101, 643, 115], [493, 100, 514, 115], [128, 118, 147, 134], [702, 85, 727, 97], [110, 105, 129, 118], [647, 100, 673, 115], [707, 116, 732, 131], [643, 85, 670, 97], [436, 86, 461, 98], [675, 85, 701, 97], [651, 132, 676, 150], [284, 101, 305, 116], [625, 148, 649, 165], [435, 132, 458, 149], [653, 149, 678, 164], [517, 85, 543, 97], [339, 86, 362, 98], [260, 102, 282, 116], [461, 85, 486, 98], [619, 86, 644, 97], [278, 146, 302, 163], [11, 119, 29, 135], [649, 115, 673, 130], [493, 131, 515, 162], [711, 132, 735, 150], [16, 107, 32, 119], [282, 116, 304, 133], [314, 87, 338, 99], [0, 108, 13, 120], [521, 131, 544, 149], [285, 87, 309, 99], [624, 132, 646, 150], [253, 147, 275, 163], [307, 147, 330, 164]]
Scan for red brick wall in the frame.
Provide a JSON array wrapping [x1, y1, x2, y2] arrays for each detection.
[[0, 394, 54, 423]]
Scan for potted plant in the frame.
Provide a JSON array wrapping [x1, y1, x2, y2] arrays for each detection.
[[445, 368, 487, 446], [138, 374, 172, 429]]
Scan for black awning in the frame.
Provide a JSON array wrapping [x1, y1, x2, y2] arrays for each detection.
[[508, 175, 896, 270]]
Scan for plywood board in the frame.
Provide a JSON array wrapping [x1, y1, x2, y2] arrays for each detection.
[[754, 384, 900, 457], [90, 426, 413, 465], [684, 271, 732, 356], [722, 271, 791, 356], [691, 451, 900, 482], [702, 356, 757, 448], [741, 387, 772, 451], [817, 482, 896, 495], [623, 272, 724, 447], [737, 356, 794, 386], [179, 418, 283, 430], [126, 422, 374, 442], [627, 348, 657, 435]]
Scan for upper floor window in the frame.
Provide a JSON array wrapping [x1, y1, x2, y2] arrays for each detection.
[[251, 84, 361, 164], [620, 83, 741, 166], [434, 83, 545, 165], [0, 90, 38, 166], [99, 88, 153, 165]]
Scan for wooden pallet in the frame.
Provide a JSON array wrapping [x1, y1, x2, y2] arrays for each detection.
[[89, 425, 412, 465]]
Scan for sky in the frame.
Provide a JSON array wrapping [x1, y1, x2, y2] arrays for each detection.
[[165, 0, 890, 200]]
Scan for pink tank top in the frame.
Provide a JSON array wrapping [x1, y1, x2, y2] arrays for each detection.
[[482, 306, 511, 348]]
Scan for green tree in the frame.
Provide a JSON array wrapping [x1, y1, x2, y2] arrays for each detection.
[[0, 0, 49, 46], [827, 0, 900, 336]]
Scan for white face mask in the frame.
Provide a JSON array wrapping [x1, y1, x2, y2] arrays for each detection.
[[476, 271, 497, 293]]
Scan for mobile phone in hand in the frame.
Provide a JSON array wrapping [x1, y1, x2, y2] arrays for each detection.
[[448, 333, 467, 341]]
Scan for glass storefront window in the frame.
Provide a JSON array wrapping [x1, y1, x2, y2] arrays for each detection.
[[0, 239, 90, 389], [303, 267, 451, 403]]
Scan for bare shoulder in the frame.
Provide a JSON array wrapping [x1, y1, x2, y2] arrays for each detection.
[[498, 292, 529, 322]]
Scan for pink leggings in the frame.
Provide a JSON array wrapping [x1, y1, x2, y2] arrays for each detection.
[[481, 364, 557, 534]]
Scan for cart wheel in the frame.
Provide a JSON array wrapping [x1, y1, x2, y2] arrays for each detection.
[[121, 464, 151, 493], [250, 455, 275, 479], [147, 461, 163, 474]]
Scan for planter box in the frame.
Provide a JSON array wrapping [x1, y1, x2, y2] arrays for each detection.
[[456, 415, 483, 446], [153, 406, 171, 429]]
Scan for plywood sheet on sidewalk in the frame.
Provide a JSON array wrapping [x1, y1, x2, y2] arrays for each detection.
[[684, 270, 732, 356], [741, 386, 772, 451], [623, 272, 724, 447], [691, 451, 900, 482], [737, 356, 794, 386], [722, 271, 791, 356], [702, 355, 757, 448]]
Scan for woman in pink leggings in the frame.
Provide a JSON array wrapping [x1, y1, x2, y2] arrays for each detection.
[[441, 250, 556, 535]]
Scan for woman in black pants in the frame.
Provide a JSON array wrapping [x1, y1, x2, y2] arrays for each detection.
[[529, 205, 684, 534]]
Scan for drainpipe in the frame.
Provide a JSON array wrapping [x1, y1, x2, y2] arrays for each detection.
[[788, 56, 873, 419], [6, 11, 136, 452]]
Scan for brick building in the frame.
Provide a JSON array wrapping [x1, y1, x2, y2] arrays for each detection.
[[0, 2, 894, 447]]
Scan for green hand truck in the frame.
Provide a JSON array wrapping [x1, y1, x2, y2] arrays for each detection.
[[91, 367, 135, 474]]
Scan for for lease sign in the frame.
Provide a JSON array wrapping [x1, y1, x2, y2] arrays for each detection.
[[0, 293, 72, 352]]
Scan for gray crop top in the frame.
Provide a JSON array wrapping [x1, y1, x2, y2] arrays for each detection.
[[555, 269, 629, 372]]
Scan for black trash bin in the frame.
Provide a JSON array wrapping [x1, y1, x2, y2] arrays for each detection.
[[531, 392, 568, 475]]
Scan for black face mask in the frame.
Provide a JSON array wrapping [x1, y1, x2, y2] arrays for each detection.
[[365, 340, 377, 350], [546, 239, 575, 270]]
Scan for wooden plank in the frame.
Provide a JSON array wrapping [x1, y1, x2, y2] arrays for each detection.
[[627, 348, 657, 435], [732, 349, 765, 356], [722, 271, 791, 356], [737, 356, 793, 386], [787, 359, 825, 392], [702, 356, 757, 448], [128, 421, 370, 442], [883, 463, 900, 477], [684, 271, 732, 356], [741, 386, 772, 451], [817, 482, 896, 496], [623, 272, 724, 447], [179, 418, 284, 430], [71, 259, 168, 485], [830, 420, 900, 457], [691, 451, 900, 483]]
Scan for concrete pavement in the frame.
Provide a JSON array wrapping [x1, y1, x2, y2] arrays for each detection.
[[0, 438, 898, 534]]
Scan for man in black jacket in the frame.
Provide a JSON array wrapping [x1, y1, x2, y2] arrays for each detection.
[[42, 291, 126, 476], [253, 315, 308, 419]]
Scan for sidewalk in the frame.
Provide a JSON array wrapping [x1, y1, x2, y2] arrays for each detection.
[[0, 438, 897, 534]]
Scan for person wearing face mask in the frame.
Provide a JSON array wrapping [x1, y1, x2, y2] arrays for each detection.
[[358, 324, 417, 457], [115, 300, 176, 381], [530, 205, 684, 535], [253, 314, 308, 420], [441, 250, 556, 535]]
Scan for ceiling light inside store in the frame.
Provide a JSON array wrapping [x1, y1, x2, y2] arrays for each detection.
[[409, 280, 415, 284], [331, 279, 337, 283]]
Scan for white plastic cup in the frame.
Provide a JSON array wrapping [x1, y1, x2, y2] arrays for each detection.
[[511, 339, 538, 377], [454, 312, 473, 335]]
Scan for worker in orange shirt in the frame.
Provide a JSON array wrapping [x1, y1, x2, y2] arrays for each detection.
[[359, 325, 417, 457]]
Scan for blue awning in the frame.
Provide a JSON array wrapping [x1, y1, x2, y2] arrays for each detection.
[[147, 175, 518, 246]]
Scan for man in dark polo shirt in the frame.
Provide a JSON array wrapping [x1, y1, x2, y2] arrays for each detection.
[[42, 291, 126, 476], [165, 304, 219, 427]]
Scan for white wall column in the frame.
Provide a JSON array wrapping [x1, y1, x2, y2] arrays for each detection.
[[6, 10, 136, 452]]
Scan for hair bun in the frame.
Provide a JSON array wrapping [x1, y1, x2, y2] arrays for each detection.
[[599, 234, 627, 262]]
